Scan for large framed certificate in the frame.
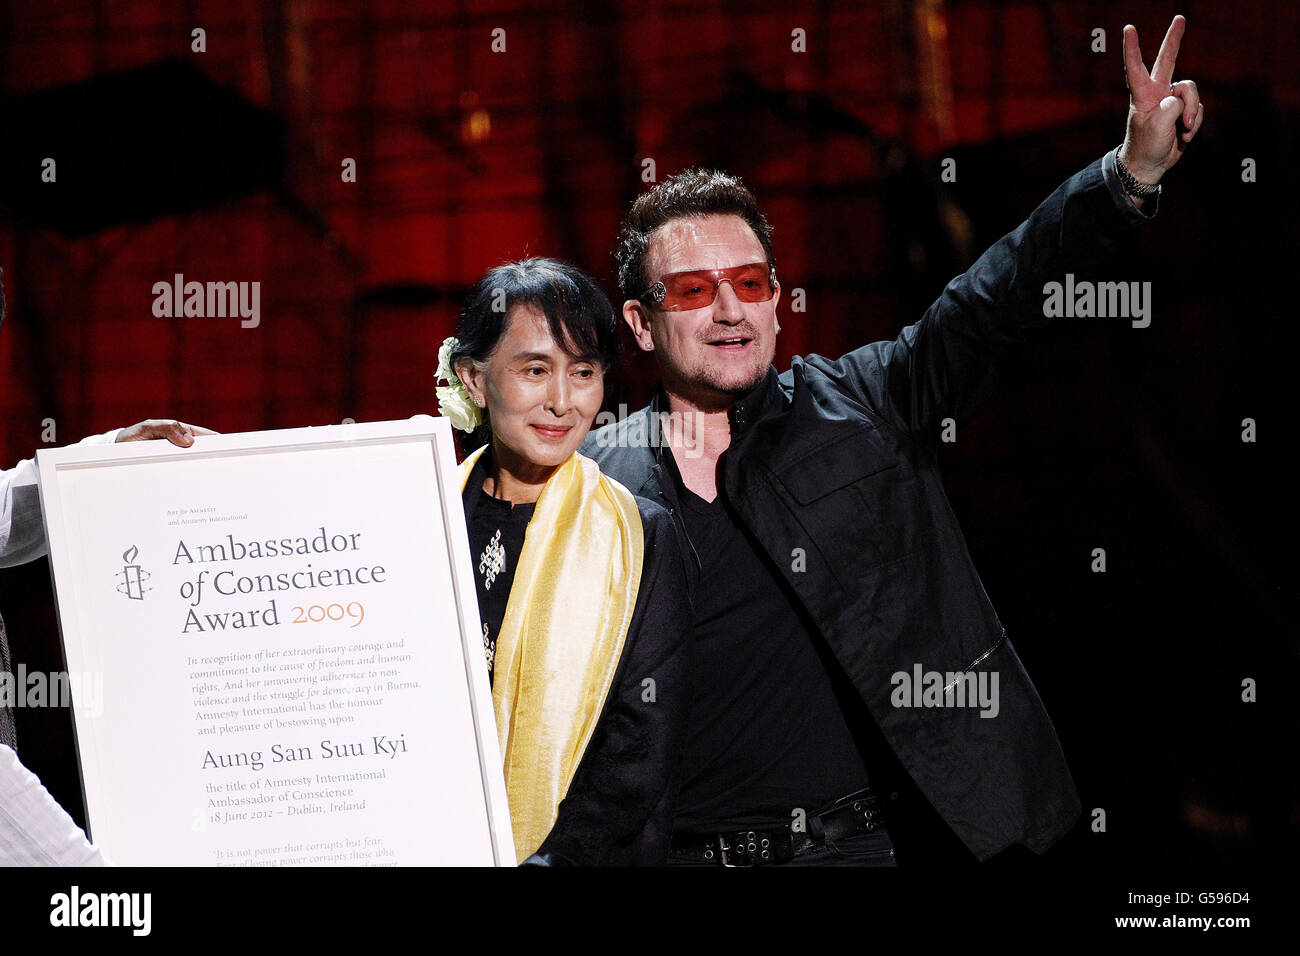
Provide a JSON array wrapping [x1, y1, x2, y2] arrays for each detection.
[[36, 418, 515, 866]]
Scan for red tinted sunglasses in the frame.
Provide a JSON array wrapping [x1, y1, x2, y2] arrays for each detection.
[[640, 261, 778, 311]]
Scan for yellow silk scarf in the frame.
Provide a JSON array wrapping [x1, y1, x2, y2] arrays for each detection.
[[458, 446, 644, 860]]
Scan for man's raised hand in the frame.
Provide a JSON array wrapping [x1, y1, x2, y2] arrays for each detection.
[[1118, 14, 1203, 184]]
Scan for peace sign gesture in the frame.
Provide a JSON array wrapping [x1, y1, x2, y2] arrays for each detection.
[[1118, 15, 1203, 185]]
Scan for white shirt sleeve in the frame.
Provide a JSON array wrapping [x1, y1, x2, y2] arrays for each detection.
[[0, 744, 110, 866], [0, 428, 122, 568]]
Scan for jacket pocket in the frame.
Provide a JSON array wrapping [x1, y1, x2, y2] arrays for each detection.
[[768, 429, 914, 581], [772, 431, 898, 505]]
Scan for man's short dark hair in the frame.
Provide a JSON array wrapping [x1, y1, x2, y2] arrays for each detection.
[[614, 169, 776, 302]]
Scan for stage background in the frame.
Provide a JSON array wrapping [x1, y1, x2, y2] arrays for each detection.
[[0, 0, 1291, 880]]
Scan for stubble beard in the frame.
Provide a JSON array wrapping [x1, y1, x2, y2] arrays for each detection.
[[661, 350, 770, 412]]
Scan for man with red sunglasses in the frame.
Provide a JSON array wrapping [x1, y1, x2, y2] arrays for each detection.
[[583, 16, 1202, 866]]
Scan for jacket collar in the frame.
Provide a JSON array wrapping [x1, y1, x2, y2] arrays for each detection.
[[727, 365, 784, 437], [649, 364, 783, 454]]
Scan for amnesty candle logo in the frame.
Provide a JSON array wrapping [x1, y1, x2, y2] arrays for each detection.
[[116, 545, 152, 600]]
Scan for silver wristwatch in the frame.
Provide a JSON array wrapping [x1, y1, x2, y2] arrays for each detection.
[[1115, 151, 1161, 199]]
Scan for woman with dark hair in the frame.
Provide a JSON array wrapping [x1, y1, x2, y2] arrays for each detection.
[[436, 257, 691, 866]]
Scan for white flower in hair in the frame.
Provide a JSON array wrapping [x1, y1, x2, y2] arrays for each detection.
[[436, 338, 457, 383], [435, 336, 482, 433], [436, 384, 481, 433]]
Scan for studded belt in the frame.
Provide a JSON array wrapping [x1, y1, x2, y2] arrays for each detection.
[[669, 788, 886, 866]]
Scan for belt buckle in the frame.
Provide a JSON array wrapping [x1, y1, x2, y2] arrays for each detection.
[[716, 834, 738, 867]]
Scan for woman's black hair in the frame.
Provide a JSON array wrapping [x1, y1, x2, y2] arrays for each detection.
[[450, 258, 619, 450]]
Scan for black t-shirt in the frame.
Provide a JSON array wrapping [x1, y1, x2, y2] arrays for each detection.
[[464, 488, 536, 686], [668, 454, 872, 832]]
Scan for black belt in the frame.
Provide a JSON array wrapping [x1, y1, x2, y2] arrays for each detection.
[[669, 788, 886, 866]]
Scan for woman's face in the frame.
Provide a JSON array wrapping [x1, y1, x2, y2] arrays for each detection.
[[457, 303, 605, 474]]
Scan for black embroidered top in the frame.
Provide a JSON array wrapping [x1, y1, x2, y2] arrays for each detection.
[[463, 474, 536, 685]]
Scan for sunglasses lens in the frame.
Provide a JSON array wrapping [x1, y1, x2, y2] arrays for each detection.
[[730, 263, 774, 302], [664, 273, 717, 309], [658, 263, 774, 310]]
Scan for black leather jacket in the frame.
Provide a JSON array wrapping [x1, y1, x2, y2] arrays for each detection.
[[582, 150, 1154, 860]]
